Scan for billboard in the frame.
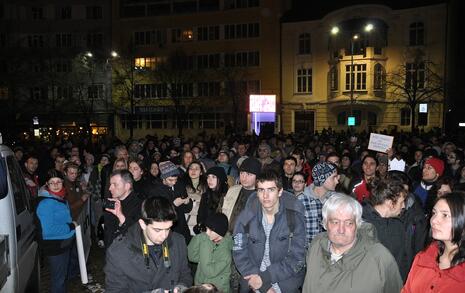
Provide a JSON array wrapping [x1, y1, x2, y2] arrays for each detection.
[[249, 95, 276, 113]]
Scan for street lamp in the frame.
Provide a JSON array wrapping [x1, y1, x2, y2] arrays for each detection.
[[331, 24, 374, 126]]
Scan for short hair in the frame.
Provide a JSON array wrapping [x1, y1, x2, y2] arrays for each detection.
[[283, 156, 297, 165], [114, 145, 128, 156], [370, 179, 407, 206], [292, 172, 306, 181], [362, 153, 379, 167], [110, 169, 134, 187], [64, 162, 79, 172], [322, 193, 363, 229], [256, 170, 283, 190], [437, 192, 465, 266], [184, 283, 220, 293], [128, 158, 145, 172], [24, 153, 39, 162], [326, 152, 340, 161], [141, 196, 177, 224]]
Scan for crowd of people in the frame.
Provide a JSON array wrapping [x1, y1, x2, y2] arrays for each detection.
[[12, 127, 465, 292]]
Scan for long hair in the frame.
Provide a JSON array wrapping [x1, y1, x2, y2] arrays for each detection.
[[436, 192, 465, 266], [185, 161, 207, 193]]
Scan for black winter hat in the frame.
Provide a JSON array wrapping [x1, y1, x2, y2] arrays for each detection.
[[205, 213, 229, 237], [206, 166, 228, 186], [239, 157, 261, 175], [45, 169, 64, 182]]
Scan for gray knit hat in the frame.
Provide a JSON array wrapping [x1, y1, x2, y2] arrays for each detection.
[[312, 162, 337, 186], [159, 161, 180, 179]]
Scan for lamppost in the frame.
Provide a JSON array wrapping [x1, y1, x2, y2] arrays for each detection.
[[331, 23, 374, 126]]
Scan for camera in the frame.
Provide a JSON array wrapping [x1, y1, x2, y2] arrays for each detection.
[[103, 199, 115, 209]]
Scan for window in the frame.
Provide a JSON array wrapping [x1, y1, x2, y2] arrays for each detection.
[[406, 62, 425, 90], [298, 33, 311, 55], [134, 84, 167, 99], [86, 6, 103, 19], [224, 51, 259, 67], [197, 54, 219, 69], [368, 112, 377, 126], [225, 23, 259, 39], [86, 33, 103, 49], [55, 59, 72, 73], [134, 30, 167, 46], [30, 87, 48, 100], [172, 83, 193, 97], [198, 26, 219, 41], [173, 1, 197, 13], [27, 35, 44, 48], [147, 113, 168, 129], [54, 86, 73, 99], [329, 66, 338, 91], [56, 34, 73, 48], [172, 28, 193, 42], [294, 111, 314, 133], [345, 64, 366, 91], [374, 63, 385, 90], [353, 110, 362, 126], [199, 0, 220, 11], [6, 156, 28, 213], [297, 68, 312, 93], [135, 57, 164, 70], [32, 7, 44, 20], [418, 112, 428, 126], [198, 82, 220, 96], [409, 22, 424, 46], [400, 108, 411, 126], [337, 112, 346, 125], [88, 84, 104, 99], [199, 113, 223, 129], [225, 0, 260, 9], [56, 6, 72, 19]]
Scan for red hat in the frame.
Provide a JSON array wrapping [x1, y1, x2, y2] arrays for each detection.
[[425, 157, 444, 177]]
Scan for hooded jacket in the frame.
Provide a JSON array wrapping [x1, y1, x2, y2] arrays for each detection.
[[105, 223, 192, 293], [402, 242, 465, 293], [303, 222, 403, 293], [233, 191, 306, 293]]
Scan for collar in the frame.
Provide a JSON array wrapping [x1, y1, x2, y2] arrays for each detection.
[[417, 243, 465, 282]]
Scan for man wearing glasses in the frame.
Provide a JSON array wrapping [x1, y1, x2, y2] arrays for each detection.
[[233, 170, 306, 293], [299, 162, 339, 245]]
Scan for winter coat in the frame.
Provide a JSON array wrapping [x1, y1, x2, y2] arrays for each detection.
[[64, 178, 88, 220], [233, 191, 306, 293], [105, 222, 192, 293], [303, 222, 403, 293], [36, 187, 75, 256], [402, 242, 465, 293], [188, 232, 233, 293], [219, 185, 255, 233], [362, 203, 409, 280], [151, 182, 193, 243], [103, 191, 142, 247]]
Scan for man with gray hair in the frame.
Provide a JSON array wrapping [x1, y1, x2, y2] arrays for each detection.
[[257, 143, 280, 174], [302, 193, 402, 293]]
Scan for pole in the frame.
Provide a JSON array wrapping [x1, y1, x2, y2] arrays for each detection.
[[350, 39, 354, 117]]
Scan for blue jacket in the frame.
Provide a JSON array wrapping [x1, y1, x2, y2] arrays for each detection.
[[37, 187, 75, 241], [232, 191, 306, 293]]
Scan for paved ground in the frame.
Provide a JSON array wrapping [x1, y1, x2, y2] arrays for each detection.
[[41, 244, 106, 292]]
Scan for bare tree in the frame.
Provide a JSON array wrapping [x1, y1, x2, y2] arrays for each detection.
[[385, 49, 444, 132]]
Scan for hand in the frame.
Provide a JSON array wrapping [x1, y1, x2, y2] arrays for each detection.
[[173, 197, 187, 207], [105, 198, 125, 225], [386, 148, 394, 159], [267, 288, 276, 293], [244, 274, 262, 290], [81, 193, 90, 202]]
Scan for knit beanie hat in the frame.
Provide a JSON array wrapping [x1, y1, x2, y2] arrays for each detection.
[[425, 157, 444, 177], [205, 213, 229, 237], [312, 162, 337, 187], [206, 166, 228, 187], [239, 157, 261, 175], [159, 161, 180, 179]]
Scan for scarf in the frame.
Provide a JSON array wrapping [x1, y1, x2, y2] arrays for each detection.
[[47, 187, 66, 199]]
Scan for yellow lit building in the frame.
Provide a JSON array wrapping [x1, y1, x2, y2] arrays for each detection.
[[281, 4, 446, 133]]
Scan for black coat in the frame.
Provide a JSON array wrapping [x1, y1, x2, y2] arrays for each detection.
[[104, 191, 142, 247], [105, 224, 192, 293], [151, 181, 193, 243]]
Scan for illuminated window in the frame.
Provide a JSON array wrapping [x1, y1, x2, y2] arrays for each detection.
[[134, 57, 164, 69], [172, 28, 193, 43], [297, 68, 312, 93], [345, 64, 366, 91]]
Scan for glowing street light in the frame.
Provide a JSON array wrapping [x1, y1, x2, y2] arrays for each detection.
[[331, 26, 340, 35], [85, 52, 93, 58], [364, 23, 374, 32]]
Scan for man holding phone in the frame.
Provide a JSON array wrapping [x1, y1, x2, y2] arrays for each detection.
[[104, 169, 142, 247]]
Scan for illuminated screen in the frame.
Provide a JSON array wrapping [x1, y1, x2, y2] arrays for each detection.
[[249, 95, 276, 113], [348, 116, 356, 126]]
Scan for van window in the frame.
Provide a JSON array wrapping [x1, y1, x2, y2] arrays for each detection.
[[0, 158, 7, 199], [6, 156, 28, 214]]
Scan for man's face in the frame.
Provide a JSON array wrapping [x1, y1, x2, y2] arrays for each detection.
[[238, 144, 247, 156], [257, 180, 282, 213], [437, 184, 452, 197], [447, 153, 457, 165], [414, 151, 423, 163], [139, 220, 173, 245], [292, 175, 306, 193], [217, 152, 229, 164], [257, 146, 270, 159], [65, 167, 79, 182], [116, 148, 129, 161], [327, 208, 357, 253], [323, 172, 340, 191], [183, 152, 194, 166], [163, 176, 178, 188], [71, 147, 79, 157], [70, 155, 81, 166], [422, 163, 439, 182], [283, 159, 296, 176], [55, 157, 65, 171], [25, 158, 38, 174], [362, 157, 377, 177], [109, 175, 131, 200], [341, 156, 351, 169], [390, 193, 406, 217], [326, 156, 340, 168], [239, 171, 256, 190]]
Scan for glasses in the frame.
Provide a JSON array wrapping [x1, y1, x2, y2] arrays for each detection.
[[55, 160, 65, 164], [48, 180, 63, 186], [292, 180, 305, 184]]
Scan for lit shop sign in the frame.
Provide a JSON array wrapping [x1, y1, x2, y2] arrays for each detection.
[[249, 95, 276, 113]]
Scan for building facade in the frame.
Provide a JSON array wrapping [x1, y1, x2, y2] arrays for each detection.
[[281, 4, 446, 134], [0, 0, 113, 140]]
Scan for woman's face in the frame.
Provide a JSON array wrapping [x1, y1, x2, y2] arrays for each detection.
[[100, 156, 109, 167], [183, 152, 194, 167], [207, 174, 219, 189], [430, 199, 453, 242], [114, 161, 127, 171], [188, 163, 202, 180], [129, 162, 143, 181], [342, 156, 351, 169], [47, 177, 64, 193], [150, 163, 159, 177], [437, 184, 452, 198]]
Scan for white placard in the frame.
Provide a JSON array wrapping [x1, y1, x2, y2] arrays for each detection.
[[389, 158, 406, 172], [75, 225, 88, 284], [368, 133, 394, 153], [419, 103, 428, 113]]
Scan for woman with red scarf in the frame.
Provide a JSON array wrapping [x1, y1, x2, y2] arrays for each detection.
[[36, 169, 77, 293]]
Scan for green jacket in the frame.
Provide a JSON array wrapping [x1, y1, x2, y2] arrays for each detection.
[[188, 232, 233, 293], [303, 223, 402, 293]]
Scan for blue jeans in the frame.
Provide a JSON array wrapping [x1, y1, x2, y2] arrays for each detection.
[[48, 249, 71, 293]]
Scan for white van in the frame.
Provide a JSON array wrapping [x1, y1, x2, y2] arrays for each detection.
[[0, 140, 40, 293]]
